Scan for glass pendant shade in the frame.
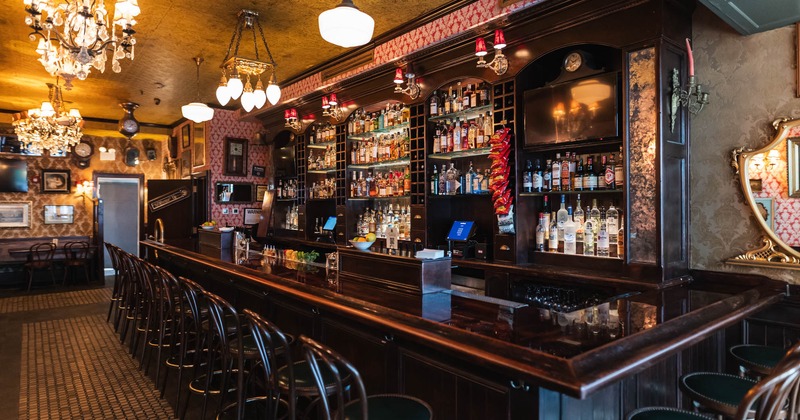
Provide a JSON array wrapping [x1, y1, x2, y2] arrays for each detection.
[[318, 0, 375, 48], [266, 82, 281, 105], [241, 90, 256, 112], [253, 89, 267, 109], [182, 102, 214, 123], [216, 74, 231, 105], [475, 38, 487, 56], [227, 76, 244, 100]]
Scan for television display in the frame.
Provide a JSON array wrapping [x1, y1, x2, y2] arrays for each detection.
[[447, 221, 476, 242], [524, 72, 619, 146], [0, 159, 28, 192]]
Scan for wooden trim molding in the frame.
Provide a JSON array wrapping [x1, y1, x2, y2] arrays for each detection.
[[796, 23, 799, 98]]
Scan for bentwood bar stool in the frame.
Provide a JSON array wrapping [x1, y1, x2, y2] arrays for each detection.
[[25, 242, 56, 292]]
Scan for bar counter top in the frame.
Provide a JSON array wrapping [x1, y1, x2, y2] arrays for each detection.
[[141, 240, 786, 398]]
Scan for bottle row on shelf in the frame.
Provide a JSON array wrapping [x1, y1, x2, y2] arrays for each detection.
[[309, 178, 335, 200], [431, 113, 494, 155], [275, 179, 298, 200], [354, 203, 412, 241], [308, 146, 336, 171], [309, 122, 337, 144], [429, 81, 492, 117], [348, 103, 410, 135], [350, 168, 411, 198], [431, 162, 491, 196], [536, 195, 623, 259], [523, 149, 624, 193], [282, 204, 300, 231], [350, 132, 410, 165]]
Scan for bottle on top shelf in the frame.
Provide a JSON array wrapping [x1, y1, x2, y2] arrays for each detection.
[[348, 103, 409, 136], [350, 169, 409, 198], [308, 145, 336, 171], [530, 152, 624, 193], [350, 131, 409, 165], [434, 81, 491, 117], [310, 123, 336, 144]]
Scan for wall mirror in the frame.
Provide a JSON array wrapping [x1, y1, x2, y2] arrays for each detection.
[[729, 117, 800, 269], [215, 182, 253, 203]]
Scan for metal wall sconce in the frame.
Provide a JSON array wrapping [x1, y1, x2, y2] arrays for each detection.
[[393, 64, 420, 99], [322, 93, 344, 121], [475, 29, 508, 76], [284, 108, 303, 131], [669, 39, 710, 132]]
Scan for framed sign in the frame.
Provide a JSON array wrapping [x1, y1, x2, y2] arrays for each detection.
[[181, 123, 191, 149], [224, 137, 248, 176], [754, 197, 774, 230], [255, 184, 269, 202], [0, 201, 31, 228], [181, 149, 191, 179], [243, 208, 261, 225], [41, 169, 71, 193], [43, 205, 74, 224], [193, 122, 206, 168], [252, 165, 266, 177]]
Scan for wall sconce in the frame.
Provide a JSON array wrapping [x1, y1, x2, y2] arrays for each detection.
[[767, 149, 780, 169], [751, 153, 765, 171], [393, 64, 420, 99], [322, 93, 344, 121], [475, 29, 509, 76], [669, 38, 710, 133], [75, 180, 94, 201], [284, 108, 303, 131], [98, 145, 116, 161]]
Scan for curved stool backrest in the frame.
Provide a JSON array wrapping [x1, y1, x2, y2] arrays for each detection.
[[29, 242, 55, 264], [64, 241, 91, 260], [735, 340, 800, 420], [243, 308, 296, 419], [202, 290, 244, 419], [298, 335, 368, 420]]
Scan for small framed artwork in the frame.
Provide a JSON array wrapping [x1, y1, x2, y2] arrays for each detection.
[[754, 197, 774, 230], [255, 184, 269, 202], [181, 149, 191, 179], [252, 165, 266, 177], [181, 123, 191, 150], [224, 137, 248, 177], [193, 122, 206, 169], [0, 201, 31, 228], [749, 178, 763, 193], [43, 205, 74, 224], [41, 169, 71, 193], [243, 208, 261, 225]]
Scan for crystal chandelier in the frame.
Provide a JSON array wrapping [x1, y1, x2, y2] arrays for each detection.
[[11, 80, 84, 155], [215, 10, 281, 112], [23, 0, 141, 88]]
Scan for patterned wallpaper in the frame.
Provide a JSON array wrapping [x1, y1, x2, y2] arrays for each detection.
[[690, 7, 800, 282], [0, 135, 165, 239], [750, 142, 800, 246]]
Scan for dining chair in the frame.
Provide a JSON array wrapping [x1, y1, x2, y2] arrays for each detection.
[[25, 242, 56, 292]]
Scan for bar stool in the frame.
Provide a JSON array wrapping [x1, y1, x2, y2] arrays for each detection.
[[105, 243, 123, 323], [62, 241, 92, 285], [298, 335, 433, 420], [25, 242, 56, 292], [729, 344, 786, 377], [627, 340, 800, 420], [216, 308, 296, 420]]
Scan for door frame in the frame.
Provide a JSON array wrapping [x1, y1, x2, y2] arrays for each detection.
[[93, 172, 145, 276]]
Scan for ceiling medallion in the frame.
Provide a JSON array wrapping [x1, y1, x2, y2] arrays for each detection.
[[216, 9, 281, 112], [23, 0, 141, 88], [11, 79, 84, 154]]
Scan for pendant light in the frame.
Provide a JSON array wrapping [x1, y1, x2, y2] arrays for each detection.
[[318, 0, 374, 48], [181, 57, 214, 123]]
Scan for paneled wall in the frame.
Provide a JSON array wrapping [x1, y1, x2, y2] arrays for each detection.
[[691, 7, 800, 282]]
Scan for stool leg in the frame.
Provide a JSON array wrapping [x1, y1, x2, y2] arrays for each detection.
[[26, 269, 33, 292]]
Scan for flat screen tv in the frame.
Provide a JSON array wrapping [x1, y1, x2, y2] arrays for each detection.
[[0, 158, 28, 192], [524, 72, 619, 146]]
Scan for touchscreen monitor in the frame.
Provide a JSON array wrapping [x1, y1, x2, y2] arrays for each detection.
[[322, 216, 337, 231], [446, 221, 475, 242]]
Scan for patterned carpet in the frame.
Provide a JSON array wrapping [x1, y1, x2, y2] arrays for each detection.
[[0, 288, 112, 314]]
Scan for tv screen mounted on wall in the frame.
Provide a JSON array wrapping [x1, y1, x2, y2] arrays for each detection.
[[524, 72, 619, 146], [0, 158, 28, 192]]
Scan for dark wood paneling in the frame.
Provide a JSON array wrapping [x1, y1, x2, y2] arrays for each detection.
[[320, 318, 397, 394]]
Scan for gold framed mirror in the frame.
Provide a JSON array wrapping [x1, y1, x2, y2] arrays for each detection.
[[729, 117, 800, 269]]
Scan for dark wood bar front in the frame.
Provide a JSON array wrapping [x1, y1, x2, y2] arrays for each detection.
[[141, 240, 787, 419]]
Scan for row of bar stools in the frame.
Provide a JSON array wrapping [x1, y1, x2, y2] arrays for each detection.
[[628, 340, 800, 420]]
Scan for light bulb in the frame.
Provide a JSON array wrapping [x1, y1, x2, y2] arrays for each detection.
[[253, 89, 267, 109], [241, 91, 255, 112], [227, 75, 243, 100], [266, 82, 281, 105], [216, 74, 230, 105]]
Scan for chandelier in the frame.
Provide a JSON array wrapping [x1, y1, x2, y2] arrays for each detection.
[[11, 80, 83, 155], [215, 10, 281, 112], [318, 0, 374, 48], [182, 57, 214, 123], [23, 0, 141, 88]]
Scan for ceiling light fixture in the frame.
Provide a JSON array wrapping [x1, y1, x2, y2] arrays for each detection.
[[23, 0, 141, 88], [322, 93, 344, 121], [475, 29, 509, 76], [11, 78, 83, 155], [182, 57, 214, 123], [284, 108, 302, 131], [216, 9, 280, 112], [318, 0, 374, 48], [393, 64, 420, 100]]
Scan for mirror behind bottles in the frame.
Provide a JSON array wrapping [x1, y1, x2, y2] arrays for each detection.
[[729, 117, 800, 269]]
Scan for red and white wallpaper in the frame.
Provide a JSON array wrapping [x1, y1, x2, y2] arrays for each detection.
[[752, 129, 800, 246], [205, 109, 272, 227]]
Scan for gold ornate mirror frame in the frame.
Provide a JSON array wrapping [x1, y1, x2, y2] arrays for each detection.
[[728, 117, 800, 270]]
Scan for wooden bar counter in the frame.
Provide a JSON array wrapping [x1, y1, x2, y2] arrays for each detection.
[[141, 240, 786, 419]]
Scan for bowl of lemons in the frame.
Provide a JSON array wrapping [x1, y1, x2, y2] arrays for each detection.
[[200, 221, 217, 230], [349, 233, 376, 251]]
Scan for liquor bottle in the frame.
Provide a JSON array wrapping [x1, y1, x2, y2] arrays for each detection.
[[462, 83, 471, 110], [583, 217, 595, 256], [569, 152, 577, 181], [453, 118, 462, 152], [597, 209, 610, 257], [460, 118, 469, 150], [605, 154, 616, 189], [531, 159, 543, 192], [617, 216, 625, 259], [607, 203, 619, 248], [470, 83, 477, 108], [472, 165, 482, 194], [467, 119, 477, 149], [590, 199, 601, 240], [563, 206, 577, 255], [542, 195, 551, 235], [465, 162, 475, 194], [378, 110, 385, 130], [476, 115, 485, 147], [483, 112, 493, 141], [573, 158, 584, 191], [560, 153, 571, 191], [548, 215, 558, 253], [430, 90, 439, 116], [479, 81, 491, 107], [615, 148, 624, 189], [523, 160, 533, 193], [276, 180, 283, 199], [351, 171, 358, 197], [551, 153, 561, 192], [444, 86, 452, 114], [481, 168, 490, 192], [574, 194, 585, 224], [535, 213, 546, 252], [439, 122, 448, 154], [454, 82, 462, 112], [583, 157, 597, 191], [575, 203, 585, 256], [556, 194, 568, 242], [543, 159, 552, 191]]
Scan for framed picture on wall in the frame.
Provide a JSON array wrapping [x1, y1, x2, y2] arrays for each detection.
[[41, 169, 71, 193], [224, 137, 248, 177], [243, 208, 261, 225], [754, 197, 774, 230], [0, 201, 31, 228], [193, 122, 206, 169], [43, 205, 74, 224], [255, 184, 269, 202], [252, 165, 265, 177], [181, 149, 191, 179], [181, 123, 191, 149]]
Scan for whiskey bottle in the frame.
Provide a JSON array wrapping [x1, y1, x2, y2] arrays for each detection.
[[560, 153, 571, 191], [605, 154, 616, 189], [551, 153, 561, 192], [430, 91, 439, 116], [535, 213, 546, 252], [573, 157, 584, 191], [533, 159, 543, 192], [523, 160, 533, 193], [543, 159, 552, 191], [444, 86, 452, 114], [615, 148, 624, 189], [617, 216, 625, 259], [479, 81, 491, 107]]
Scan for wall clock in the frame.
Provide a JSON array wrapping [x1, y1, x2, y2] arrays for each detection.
[[73, 141, 93, 168], [564, 51, 583, 72], [224, 137, 248, 177], [118, 102, 140, 138]]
